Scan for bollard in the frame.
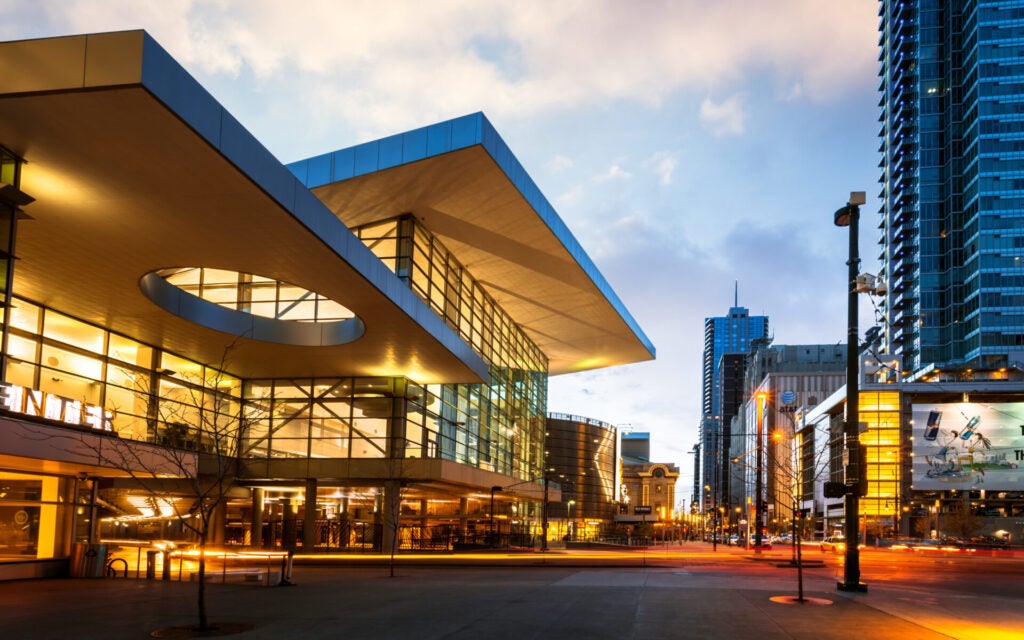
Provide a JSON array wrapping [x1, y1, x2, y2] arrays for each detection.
[[145, 549, 157, 580], [279, 550, 295, 586]]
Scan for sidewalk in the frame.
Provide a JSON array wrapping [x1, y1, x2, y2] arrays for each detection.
[[0, 550, 1021, 639]]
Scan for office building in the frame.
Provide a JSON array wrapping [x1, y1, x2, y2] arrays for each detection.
[[734, 345, 846, 539], [0, 31, 654, 579], [699, 293, 768, 510]]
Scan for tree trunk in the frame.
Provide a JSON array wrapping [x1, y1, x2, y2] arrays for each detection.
[[197, 534, 210, 631]]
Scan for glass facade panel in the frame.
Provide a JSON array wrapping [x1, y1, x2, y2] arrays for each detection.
[[4, 358, 35, 388], [107, 334, 152, 369], [0, 473, 72, 563], [40, 343, 102, 380], [9, 300, 40, 332], [7, 333, 37, 363]]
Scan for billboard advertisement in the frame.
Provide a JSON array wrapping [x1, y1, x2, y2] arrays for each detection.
[[912, 403, 1024, 490]]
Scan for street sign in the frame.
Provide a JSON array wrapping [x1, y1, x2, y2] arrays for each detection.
[[634, 505, 652, 514]]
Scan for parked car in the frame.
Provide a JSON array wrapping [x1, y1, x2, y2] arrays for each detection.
[[968, 535, 1009, 547], [728, 534, 739, 545], [749, 536, 772, 549], [820, 535, 846, 552]]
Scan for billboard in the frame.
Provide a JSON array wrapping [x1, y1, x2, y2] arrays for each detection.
[[912, 402, 1024, 491]]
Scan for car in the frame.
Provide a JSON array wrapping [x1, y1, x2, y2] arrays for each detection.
[[749, 536, 772, 549], [968, 535, 1009, 547], [728, 534, 739, 545], [820, 535, 846, 552]]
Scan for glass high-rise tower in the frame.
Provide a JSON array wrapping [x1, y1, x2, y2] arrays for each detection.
[[879, 1, 1024, 375], [699, 290, 769, 510]]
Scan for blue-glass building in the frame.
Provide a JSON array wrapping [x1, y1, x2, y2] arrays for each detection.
[[699, 297, 768, 510], [879, 0, 1024, 376]]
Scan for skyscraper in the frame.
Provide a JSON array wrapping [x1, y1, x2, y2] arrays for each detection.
[[879, 1, 1024, 376], [699, 288, 769, 510]]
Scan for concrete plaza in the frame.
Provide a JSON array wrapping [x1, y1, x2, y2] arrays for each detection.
[[0, 548, 1021, 639]]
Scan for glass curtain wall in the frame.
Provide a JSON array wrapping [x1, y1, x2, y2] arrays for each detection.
[[353, 215, 548, 481], [859, 390, 902, 538], [1, 295, 246, 448]]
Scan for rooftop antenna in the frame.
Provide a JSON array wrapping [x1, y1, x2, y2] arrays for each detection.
[[734, 280, 738, 307]]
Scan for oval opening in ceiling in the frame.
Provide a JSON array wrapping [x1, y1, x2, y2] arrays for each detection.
[[140, 267, 365, 347]]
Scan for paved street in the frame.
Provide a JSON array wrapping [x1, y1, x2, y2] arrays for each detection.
[[1, 545, 1022, 639]]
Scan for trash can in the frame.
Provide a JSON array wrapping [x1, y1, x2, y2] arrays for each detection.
[[69, 542, 108, 578]]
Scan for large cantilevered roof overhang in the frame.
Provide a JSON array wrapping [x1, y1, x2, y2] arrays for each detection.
[[0, 30, 487, 383], [288, 113, 656, 375]]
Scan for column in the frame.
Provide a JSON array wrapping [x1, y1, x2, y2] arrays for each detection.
[[459, 497, 469, 544], [210, 500, 227, 545], [418, 498, 428, 550], [381, 480, 400, 554], [250, 488, 265, 549], [338, 497, 350, 549], [302, 478, 318, 552], [281, 497, 297, 551]]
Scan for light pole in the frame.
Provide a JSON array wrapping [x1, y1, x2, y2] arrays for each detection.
[[834, 191, 867, 593], [703, 484, 714, 548], [754, 391, 767, 553]]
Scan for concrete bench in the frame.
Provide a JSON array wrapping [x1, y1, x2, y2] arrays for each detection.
[[189, 568, 280, 586]]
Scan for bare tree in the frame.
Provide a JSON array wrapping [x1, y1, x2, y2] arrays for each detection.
[[943, 500, 983, 542], [383, 427, 414, 578], [738, 416, 834, 604], [39, 345, 260, 633], [913, 514, 932, 539]]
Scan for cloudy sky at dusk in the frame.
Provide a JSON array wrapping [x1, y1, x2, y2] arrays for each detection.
[[2, 1, 884, 501]]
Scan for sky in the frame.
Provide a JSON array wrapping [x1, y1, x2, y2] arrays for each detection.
[[1, 0, 884, 495]]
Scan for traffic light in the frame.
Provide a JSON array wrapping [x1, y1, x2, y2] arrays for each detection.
[[824, 481, 846, 498]]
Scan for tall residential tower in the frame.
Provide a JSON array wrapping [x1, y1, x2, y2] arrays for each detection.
[[879, 0, 1024, 376]]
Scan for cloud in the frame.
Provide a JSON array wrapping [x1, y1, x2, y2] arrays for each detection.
[[4, 0, 883, 478], [9, 0, 879, 138], [594, 164, 632, 182], [700, 95, 746, 136], [546, 154, 574, 172], [555, 184, 585, 207], [645, 151, 678, 186]]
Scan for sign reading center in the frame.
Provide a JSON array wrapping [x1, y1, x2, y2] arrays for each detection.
[[0, 382, 115, 431]]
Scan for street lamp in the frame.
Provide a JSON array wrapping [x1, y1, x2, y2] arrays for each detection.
[[834, 190, 867, 593], [489, 485, 503, 546]]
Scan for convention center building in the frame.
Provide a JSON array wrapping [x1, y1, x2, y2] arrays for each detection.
[[0, 31, 654, 579]]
